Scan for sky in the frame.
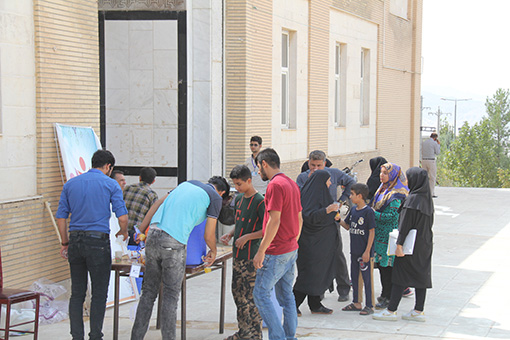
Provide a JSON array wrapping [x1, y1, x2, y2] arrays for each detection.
[[421, 0, 510, 101]]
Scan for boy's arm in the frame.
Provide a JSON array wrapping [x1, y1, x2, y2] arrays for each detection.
[[362, 228, 375, 262], [203, 217, 218, 266], [253, 210, 281, 269], [220, 228, 235, 245], [138, 193, 168, 233], [235, 229, 263, 249]]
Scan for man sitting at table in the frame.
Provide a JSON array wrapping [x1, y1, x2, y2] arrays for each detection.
[[130, 176, 230, 340]]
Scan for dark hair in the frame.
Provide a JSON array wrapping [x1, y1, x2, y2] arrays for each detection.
[[250, 136, 262, 145], [92, 149, 115, 169], [208, 176, 230, 199], [230, 165, 252, 181], [110, 170, 124, 179], [140, 167, 157, 184], [351, 183, 369, 200], [430, 133, 438, 139], [308, 150, 326, 161], [256, 148, 280, 169]]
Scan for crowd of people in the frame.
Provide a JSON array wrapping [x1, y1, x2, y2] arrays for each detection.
[[55, 135, 435, 340]]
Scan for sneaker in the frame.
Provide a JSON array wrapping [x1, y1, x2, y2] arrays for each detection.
[[402, 287, 414, 297], [375, 297, 389, 310], [402, 309, 426, 322], [372, 308, 398, 321], [311, 305, 333, 315]]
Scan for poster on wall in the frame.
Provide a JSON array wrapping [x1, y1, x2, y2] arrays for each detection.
[[54, 123, 138, 307], [54, 123, 102, 181]]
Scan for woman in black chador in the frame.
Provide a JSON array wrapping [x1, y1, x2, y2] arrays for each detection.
[[373, 167, 434, 322], [366, 156, 388, 200], [293, 169, 339, 315]]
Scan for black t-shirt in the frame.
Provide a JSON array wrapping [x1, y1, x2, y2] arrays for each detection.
[[345, 205, 376, 256]]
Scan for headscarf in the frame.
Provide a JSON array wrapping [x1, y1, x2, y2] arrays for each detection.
[[300, 170, 334, 226], [371, 163, 409, 212], [401, 167, 434, 216], [366, 156, 388, 199]]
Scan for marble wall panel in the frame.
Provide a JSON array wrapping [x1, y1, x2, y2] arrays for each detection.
[[106, 88, 129, 111], [105, 20, 128, 50], [129, 69, 154, 109], [128, 109, 153, 127], [192, 9, 211, 82], [153, 128, 178, 167], [129, 20, 153, 31], [129, 29, 153, 70], [105, 49, 129, 89], [154, 20, 177, 50], [154, 50, 178, 89], [154, 89, 178, 127]]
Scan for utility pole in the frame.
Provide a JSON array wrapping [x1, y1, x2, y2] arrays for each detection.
[[441, 97, 471, 136], [428, 106, 450, 132]]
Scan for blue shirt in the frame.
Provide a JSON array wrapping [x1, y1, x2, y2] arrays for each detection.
[[296, 167, 356, 201], [56, 168, 128, 233], [345, 205, 376, 256], [150, 180, 222, 244]]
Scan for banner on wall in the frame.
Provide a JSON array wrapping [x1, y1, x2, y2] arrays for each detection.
[[54, 123, 102, 181]]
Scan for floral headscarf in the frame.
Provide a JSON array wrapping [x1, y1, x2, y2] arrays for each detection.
[[371, 163, 409, 212]]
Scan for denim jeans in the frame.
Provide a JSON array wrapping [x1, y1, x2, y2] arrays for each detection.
[[68, 231, 111, 340], [253, 250, 298, 340], [131, 228, 186, 340]]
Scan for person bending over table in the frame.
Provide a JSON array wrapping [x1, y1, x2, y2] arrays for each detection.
[[130, 176, 230, 340]]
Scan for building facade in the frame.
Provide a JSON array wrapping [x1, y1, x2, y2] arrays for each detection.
[[0, 0, 422, 287], [225, 0, 422, 181]]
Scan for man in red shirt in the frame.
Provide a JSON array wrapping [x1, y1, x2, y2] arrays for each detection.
[[253, 148, 302, 340]]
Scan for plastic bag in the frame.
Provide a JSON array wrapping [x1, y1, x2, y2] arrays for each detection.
[[0, 302, 35, 337], [29, 278, 68, 325]]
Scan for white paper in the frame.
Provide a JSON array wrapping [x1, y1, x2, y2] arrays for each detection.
[[387, 229, 417, 255], [130, 264, 142, 278]]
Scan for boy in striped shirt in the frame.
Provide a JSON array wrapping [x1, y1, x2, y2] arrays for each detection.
[[221, 165, 265, 340]]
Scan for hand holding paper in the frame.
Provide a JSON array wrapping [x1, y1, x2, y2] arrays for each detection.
[[387, 229, 417, 256]]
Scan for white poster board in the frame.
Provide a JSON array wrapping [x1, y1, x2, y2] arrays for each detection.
[[54, 123, 102, 180], [54, 123, 137, 307]]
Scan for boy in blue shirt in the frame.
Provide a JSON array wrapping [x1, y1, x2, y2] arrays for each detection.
[[339, 183, 376, 315], [221, 165, 264, 340]]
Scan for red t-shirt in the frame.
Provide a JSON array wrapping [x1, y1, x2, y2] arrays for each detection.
[[263, 173, 302, 255]]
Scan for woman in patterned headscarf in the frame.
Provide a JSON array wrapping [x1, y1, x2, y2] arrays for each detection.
[[370, 163, 409, 309]]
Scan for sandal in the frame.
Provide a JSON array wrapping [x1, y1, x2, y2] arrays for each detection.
[[342, 303, 362, 311], [360, 306, 374, 315]]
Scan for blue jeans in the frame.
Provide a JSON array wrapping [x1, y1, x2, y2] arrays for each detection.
[[68, 231, 111, 340], [253, 250, 298, 340], [131, 228, 186, 340]]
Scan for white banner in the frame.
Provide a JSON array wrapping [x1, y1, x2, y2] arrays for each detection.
[[54, 123, 102, 181]]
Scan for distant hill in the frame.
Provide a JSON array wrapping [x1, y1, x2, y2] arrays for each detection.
[[420, 91, 486, 134]]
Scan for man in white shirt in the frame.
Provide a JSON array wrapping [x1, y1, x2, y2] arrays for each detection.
[[243, 136, 267, 194], [421, 133, 441, 198]]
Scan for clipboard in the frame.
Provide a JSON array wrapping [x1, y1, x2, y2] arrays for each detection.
[[387, 229, 417, 255]]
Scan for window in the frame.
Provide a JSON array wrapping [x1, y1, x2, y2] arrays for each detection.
[[360, 48, 370, 126], [334, 43, 346, 127], [281, 31, 289, 128]]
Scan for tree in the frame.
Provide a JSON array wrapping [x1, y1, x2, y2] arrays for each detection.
[[436, 119, 456, 187], [485, 88, 510, 167], [443, 119, 500, 187]]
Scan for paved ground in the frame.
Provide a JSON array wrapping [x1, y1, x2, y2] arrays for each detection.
[[16, 187, 510, 339]]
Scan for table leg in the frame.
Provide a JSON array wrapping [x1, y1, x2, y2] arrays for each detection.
[[113, 270, 120, 340], [220, 260, 227, 334], [181, 275, 187, 340]]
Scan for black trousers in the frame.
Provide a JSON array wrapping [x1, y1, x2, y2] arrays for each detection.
[[388, 283, 427, 312], [378, 265, 393, 299], [293, 289, 322, 311]]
